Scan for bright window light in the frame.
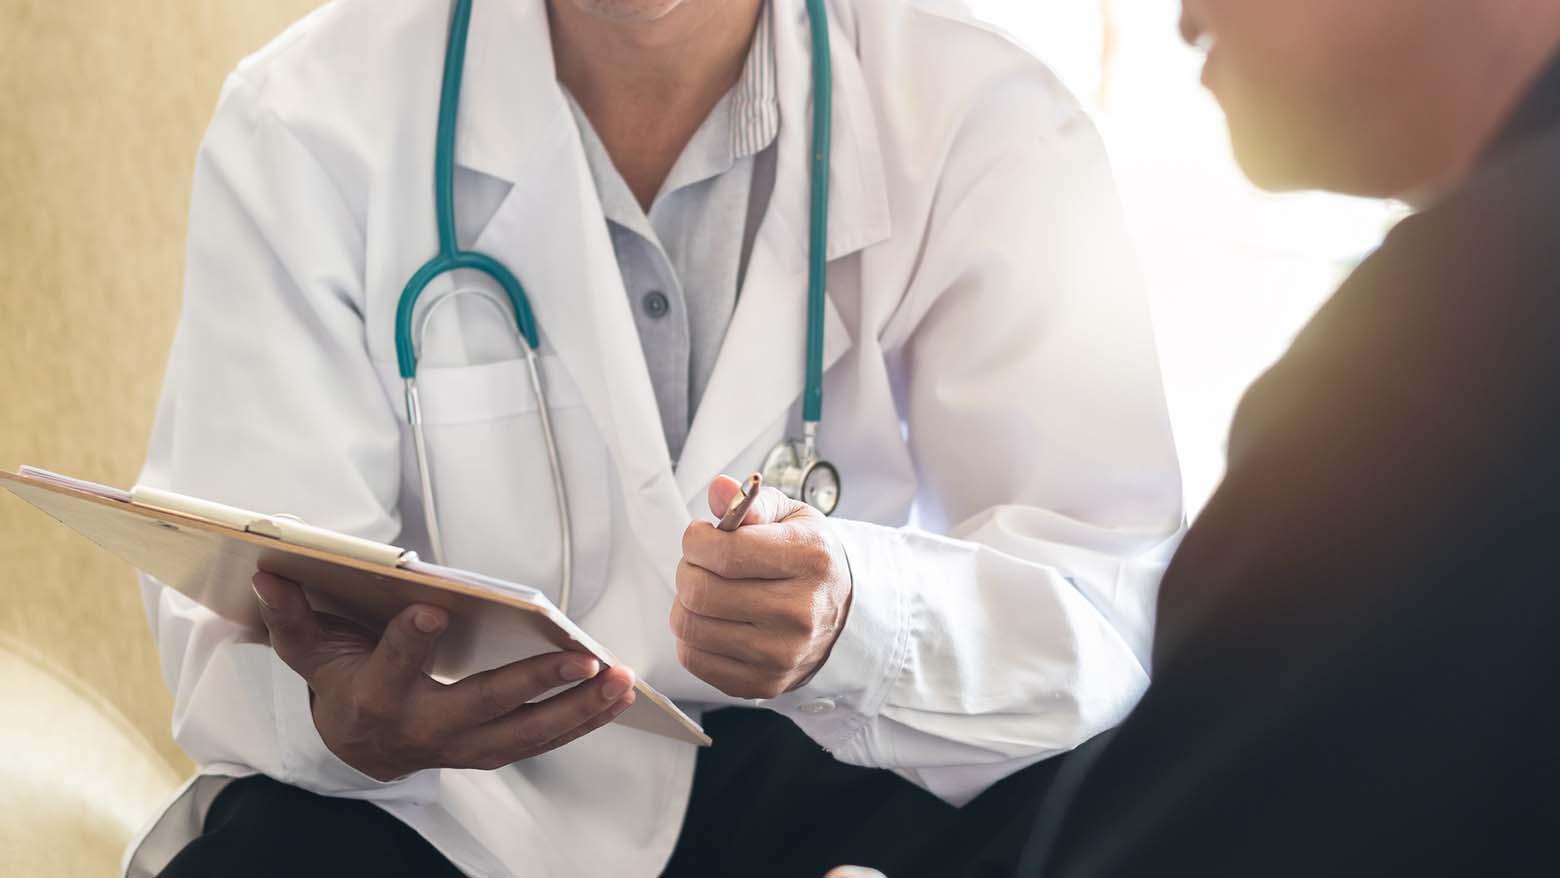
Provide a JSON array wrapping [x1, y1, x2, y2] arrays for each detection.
[[967, 0, 1402, 513]]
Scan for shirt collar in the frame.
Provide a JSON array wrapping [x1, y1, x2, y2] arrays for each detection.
[[454, 0, 890, 264], [731, 1, 780, 161]]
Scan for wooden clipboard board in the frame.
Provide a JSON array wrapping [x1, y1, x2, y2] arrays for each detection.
[[0, 468, 710, 747]]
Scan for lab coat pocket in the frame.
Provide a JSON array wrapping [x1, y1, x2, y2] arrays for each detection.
[[413, 355, 610, 616]]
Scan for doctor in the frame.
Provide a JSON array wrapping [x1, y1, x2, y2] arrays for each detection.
[[133, 0, 1182, 876]]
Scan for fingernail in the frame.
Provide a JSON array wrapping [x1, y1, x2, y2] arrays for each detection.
[[413, 609, 444, 634], [561, 657, 600, 682], [602, 675, 631, 701], [251, 579, 276, 610]]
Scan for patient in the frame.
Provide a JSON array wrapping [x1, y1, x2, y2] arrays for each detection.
[[1028, 0, 1560, 874]]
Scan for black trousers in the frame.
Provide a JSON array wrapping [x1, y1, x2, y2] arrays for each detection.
[[161, 707, 1063, 878]]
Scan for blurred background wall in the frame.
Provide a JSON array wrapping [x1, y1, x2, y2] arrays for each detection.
[[0, 1, 319, 873]]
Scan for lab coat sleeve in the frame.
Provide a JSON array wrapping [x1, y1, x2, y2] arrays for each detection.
[[137, 72, 435, 803], [768, 107, 1185, 806]]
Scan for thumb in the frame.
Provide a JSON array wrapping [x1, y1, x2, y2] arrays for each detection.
[[707, 476, 807, 526], [253, 572, 323, 676], [706, 474, 745, 518]]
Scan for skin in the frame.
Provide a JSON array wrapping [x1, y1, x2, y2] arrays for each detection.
[[674, 477, 853, 700], [1180, 0, 1560, 196], [253, 572, 636, 780], [549, 0, 765, 208]]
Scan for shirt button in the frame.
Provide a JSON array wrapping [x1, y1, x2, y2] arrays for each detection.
[[797, 698, 836, 716], [641, 290, 670, 319]]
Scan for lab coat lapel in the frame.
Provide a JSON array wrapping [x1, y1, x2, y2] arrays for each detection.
[[674, 0, 892, 506], [455, 0, 674, 505]]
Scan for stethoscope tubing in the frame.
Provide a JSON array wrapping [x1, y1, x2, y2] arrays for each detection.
[[396, 0, 571, 613], [396, 0, 836, 616], [803, 0, 831, 429]]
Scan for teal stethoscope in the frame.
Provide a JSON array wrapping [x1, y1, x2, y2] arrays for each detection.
[[396, 0, 841, 614]]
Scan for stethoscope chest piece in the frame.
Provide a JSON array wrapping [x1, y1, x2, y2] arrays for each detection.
[[762, 438, 840, 517]]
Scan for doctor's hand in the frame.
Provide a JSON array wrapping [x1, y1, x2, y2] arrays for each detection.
[[672, 476, 853, 700], [252, 572, 636, 782]]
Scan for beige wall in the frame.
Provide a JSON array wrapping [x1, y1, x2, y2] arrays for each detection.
[[0, 0, 321, 842]]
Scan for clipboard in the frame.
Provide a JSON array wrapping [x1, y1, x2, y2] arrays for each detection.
[[0, 467, 710, 747]]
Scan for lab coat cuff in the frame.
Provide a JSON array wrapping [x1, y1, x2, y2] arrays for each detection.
[[270, 649, 439, 802], [766, 518, 912, 757]]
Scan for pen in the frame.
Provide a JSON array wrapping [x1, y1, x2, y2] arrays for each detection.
[[716, 473, 764, 532]]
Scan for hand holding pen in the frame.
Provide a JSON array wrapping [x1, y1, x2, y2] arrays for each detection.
[[671, 473, 855, 699]]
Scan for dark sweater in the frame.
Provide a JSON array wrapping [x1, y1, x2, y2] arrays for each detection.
[[1033, 55, 1560, 876]]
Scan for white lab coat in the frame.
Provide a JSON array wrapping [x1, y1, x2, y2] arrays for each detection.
[[125, 0, 1184, 875]]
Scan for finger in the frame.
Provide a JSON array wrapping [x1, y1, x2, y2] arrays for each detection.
[[677, 642, 787, 700], [359, 603, 449, 698], [436, 651, 601, 726], [669, 601, 796, 673], [253, 572, 325, 678], [448, 667, 636, 768], [708, 479, 805, 528], [682, 516, 831, 580], [523, 690, 636, 758], [747, 486, 806, 526], [706, 474, 744, 519], [674, 560, 808, 627]]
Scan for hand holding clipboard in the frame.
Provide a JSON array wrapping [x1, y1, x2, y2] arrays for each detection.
[[0, 467, 708, 753]]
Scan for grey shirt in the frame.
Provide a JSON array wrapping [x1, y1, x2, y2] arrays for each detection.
[[563, 4, 779, 462]]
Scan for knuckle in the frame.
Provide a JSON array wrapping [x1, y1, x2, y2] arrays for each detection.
[[698, 541, 734, 578], [668, 605, 693, 642], [807, 593, 832, 631], [762, 642, 799, 674], [563, 690, 603, 725], [510, 721, 551, 756], [674, 561, 698, 598], [257, 608, 287, 635], [678, 580, 711, 618], [807, 547, 834, 578], [755, 679, 788, 700], [399, 716, 444, 753], [475, 675, 511, 719], [268, 639, 306, 673], [779, 599, 815, 634], [267, 624, 310, 661], [796, 531, 833, 576], [676, 642, 703, 675], [571, 712, 611, 742], [382, 629, 419, 666]]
